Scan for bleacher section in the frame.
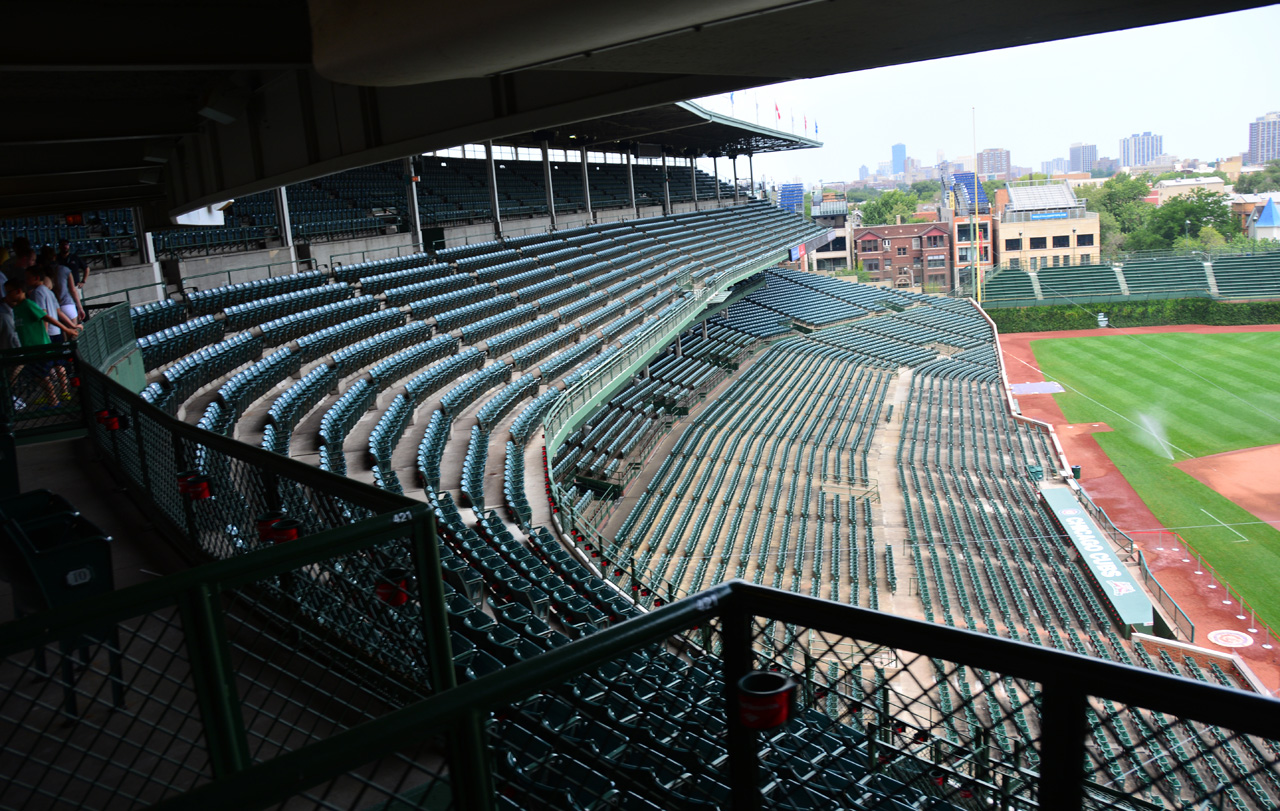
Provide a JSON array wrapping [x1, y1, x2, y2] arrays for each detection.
[[981, 255, 1216, 306], [1, 208, 137, 265], [1212, 252, 1280, 298], [118, 198, 1280, 811], [417, 158, 735, 225]]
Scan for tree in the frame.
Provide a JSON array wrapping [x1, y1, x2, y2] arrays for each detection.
[[1198, 225, 1227, 251], [981, 179, 1003, 206], [1098, 210, 1125, 256], [846, 187, 881, 203], [1144, 189, 1239, 244], [1234, 160, 1280, 194], [858, 190, 919, 225], [909, 180, 941, 203]]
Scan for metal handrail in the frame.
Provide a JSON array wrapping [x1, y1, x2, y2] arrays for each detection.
[[128, 580, 1280, 811]]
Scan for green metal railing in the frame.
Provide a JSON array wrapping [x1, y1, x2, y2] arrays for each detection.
[[10, 579, 1277, 811], [0, 501, 457, 810], [75, 303, 136, 371], [0, 342, 86, 452], [1137, 551, 1197, 643]]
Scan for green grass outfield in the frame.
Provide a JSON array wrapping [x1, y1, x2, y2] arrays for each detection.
[[1031, 331, 1280, 628]]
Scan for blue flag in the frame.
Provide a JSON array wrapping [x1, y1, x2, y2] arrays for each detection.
[[815, 120, 819, 134]]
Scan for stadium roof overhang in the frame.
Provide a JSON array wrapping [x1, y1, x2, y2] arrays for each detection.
[[0, 0, 1268, 222], [494, 102, 820, 158]]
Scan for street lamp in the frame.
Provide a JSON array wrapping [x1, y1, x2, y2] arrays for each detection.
[[1185, 219, 1191, 241], [1072, 227, 1076, 266]]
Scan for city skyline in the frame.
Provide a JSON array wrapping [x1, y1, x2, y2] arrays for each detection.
[[694, 5, 1280, 185]]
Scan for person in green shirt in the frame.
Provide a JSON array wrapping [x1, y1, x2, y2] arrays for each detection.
[[4, 280, 63, 406]]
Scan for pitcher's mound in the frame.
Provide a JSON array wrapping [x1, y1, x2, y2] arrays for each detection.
[[1175, 444, 1280, 527]]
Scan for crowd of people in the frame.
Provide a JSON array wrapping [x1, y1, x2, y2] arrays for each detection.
[[0, 237, 89, 408]]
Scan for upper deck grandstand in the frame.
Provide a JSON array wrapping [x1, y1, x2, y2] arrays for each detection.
[[2, 3, 1279, 811]]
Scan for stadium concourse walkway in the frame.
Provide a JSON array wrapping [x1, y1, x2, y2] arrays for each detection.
[[998, 324, 1280, 692]]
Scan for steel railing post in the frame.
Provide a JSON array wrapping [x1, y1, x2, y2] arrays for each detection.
[[1036, 679, 1088, 811], [179, 583, 251, 778], [721, 593, 761, 811]]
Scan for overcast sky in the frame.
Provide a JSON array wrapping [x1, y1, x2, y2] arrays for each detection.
[[695, 5, 1280, 186]]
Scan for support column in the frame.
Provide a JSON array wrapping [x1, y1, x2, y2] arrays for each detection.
[[748, 153, 755, 200], [702, 320, 708, 339], [713, 156, 721, 206], [541, 141, 557, 230], [271, 186, 301, 269], [661, 153, 671, 216], [690, 156, 698, 212], [273, 187, 294, 249], [580, 147, 593, 222], [484, 140, 503, 239], [627, 152, 637, 217], [674, 333, 682, 357], [402, 156, 423, 252], [732, 157, 739, 204]]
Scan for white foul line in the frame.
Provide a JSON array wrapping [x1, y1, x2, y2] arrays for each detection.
[[1202, 508, 1250, 543]]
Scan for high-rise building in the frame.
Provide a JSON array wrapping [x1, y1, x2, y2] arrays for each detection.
[[858, 164, 870, 180], [1248, 112, 1280, 165], [891, 143, 906, 175], [976, 148, 1010, 177], [1069, 142, 1097, 173], [877, 160, 893, 177], [1042, 157, 1070, 175], [1119, 132, 1163, 167]]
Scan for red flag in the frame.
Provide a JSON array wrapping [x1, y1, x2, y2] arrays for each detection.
[[804, 115, 808, 132], [775, 102, 781, 122]]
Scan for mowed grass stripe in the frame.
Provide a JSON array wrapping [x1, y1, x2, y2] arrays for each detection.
[[1031, 332, 1280, 628]]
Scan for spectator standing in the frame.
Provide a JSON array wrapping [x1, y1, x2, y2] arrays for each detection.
[[5, 280, 64, 405], [25, 267, 78, 341], [0, 237, 31, 281], [0, 246, 35, 286], [0, 292, 17, 350], [56, 239, 89, 288], [39, 247, 85, 323]]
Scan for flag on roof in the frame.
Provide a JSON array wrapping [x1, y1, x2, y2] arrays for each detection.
[[775, 102, 780, 122]]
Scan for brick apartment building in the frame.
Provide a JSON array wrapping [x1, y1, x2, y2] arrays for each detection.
[[852, 222, 952, 289]]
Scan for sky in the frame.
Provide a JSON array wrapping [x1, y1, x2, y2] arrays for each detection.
[[693, 5, 1280, 187]]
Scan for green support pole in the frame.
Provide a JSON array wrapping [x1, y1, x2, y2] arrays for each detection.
[[179, 583, 251, 778], [410, 509, 494, 811]]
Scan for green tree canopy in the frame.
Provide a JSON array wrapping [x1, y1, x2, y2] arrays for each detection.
[[981, 179, 1003, 206], [1234, 161, 1280, 194], [909, 180, 941, 203], [858, 189, 919, 225], [846, 187, 881, 203], [1144, 189, 1239, 245]]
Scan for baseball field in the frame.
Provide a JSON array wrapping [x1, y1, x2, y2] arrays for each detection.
[[1031, 330, 1280, 627]]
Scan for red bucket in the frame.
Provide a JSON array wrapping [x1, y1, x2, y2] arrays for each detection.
[[186, 476, 212, 501], [376, 569, 411, 606], [269, 518, 303, 544], [737, 670, 796, 730], [255, 511, 287, 541]]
